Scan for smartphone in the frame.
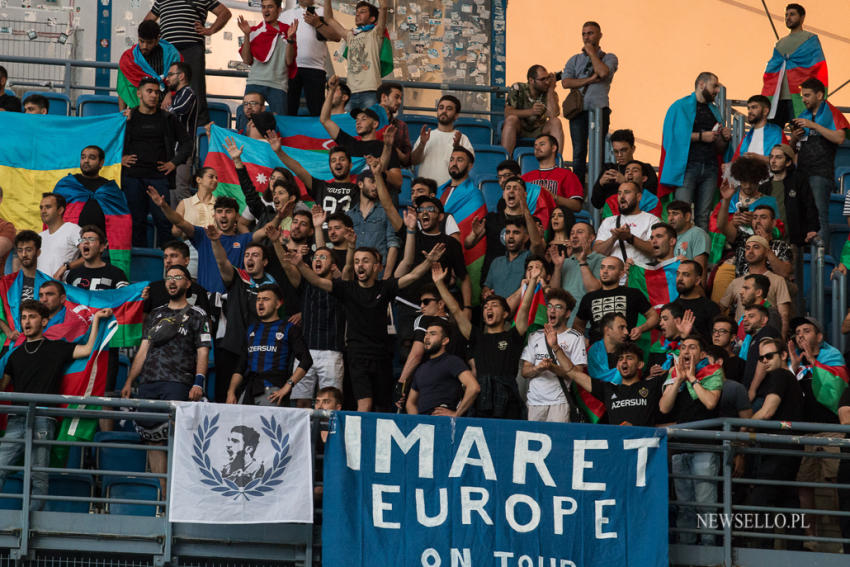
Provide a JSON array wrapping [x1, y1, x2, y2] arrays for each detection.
[[306, 5, 316, 14], [738, 205, 749, 213], [554, 71, 563, 81]]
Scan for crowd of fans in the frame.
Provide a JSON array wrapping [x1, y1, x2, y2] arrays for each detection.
[[0, 0, 849, 551]]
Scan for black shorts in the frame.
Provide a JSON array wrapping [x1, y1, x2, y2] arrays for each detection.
[[138, 380, 191, 402], [347, 354, 393, 410]]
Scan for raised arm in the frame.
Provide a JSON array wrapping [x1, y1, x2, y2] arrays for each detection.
[[716, 180, 740, 242], [409, 126, 430, 166], [72, 309, 113, 359], [399, 243, 446, 289], [321, 0, 347, 40], [311, 204, 327, 248], [519, 188, 545, 256], [544, 323, 591, 392], [465, 215, 486, 249], [294, 253, 333, 292], [236, 16, 254, 65], [394, 208, 419, 277], [284, 20, 298, 67], [375, 0, 389, 36], [320, 76, 342, 139], [266, 130, 314, 191], [432, 263, 471, 339], [148, 185, 194, 237], [515, 272, 540, 337], [205, 224, 236, 287], [367, 155, 402, 231]]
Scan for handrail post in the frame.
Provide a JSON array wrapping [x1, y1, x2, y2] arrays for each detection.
[[718, 85, 729, 127], [16, 403, 36, 559], [63, 61, 72, 98], [731, 114, 745, 158], [156, 410, 177, 567], [589, 106, 603, 228], [837, 271, 847, 352], [722, 421, 733, 567], [813, 241, 825, 323]]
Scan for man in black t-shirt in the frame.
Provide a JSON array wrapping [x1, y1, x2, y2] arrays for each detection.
[[406, 320, 479, 417], [0, 300, 111, 508], [673, 260, 719, 339], [0, 231, 43, 341], [65, 226, 128, 289], [744, 337, 804, 547], [560, 342, 663, 426], [740, 304, 781, 401], [143, 240, 211, 315], [269, 133, 359, 215], [711, 315, 746, 383], [574, 255, 657, 343], [295, 242, 445, 412]]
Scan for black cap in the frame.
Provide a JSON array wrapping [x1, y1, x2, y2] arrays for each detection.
[[790, 316, 821, 335], [251, 111, 277, 137], [349, 107, 380, 122]]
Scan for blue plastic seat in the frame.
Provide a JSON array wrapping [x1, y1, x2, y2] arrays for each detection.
[[113, 354, 132, 397], [400, 170, 414, 207], [105, 477, 160, 516], [207, 101, 232, 129], [76, 94, 120, 117], [44, 473, 93, 513], [829, 194, 845, 225], [835, 166, 850, 193], [479, 178, 502, 213], [455, 117, 493, 146], [0, 472, 23, 510], [574, 209, 593, 227], [196, 126, 210, 169], [399, 114, 437, 147], [22, 91, 70, 116], [94, 431, 146, 475], [469, 145, 509, 184], [130, 247, 164, 283]]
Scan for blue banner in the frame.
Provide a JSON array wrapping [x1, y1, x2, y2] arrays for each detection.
[[322, 413, 668, 567]]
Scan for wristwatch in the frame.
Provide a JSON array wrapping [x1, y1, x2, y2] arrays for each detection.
[[286, 378, 295, 386]]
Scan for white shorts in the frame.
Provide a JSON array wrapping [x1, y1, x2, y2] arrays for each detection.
[[291, 349, 344, 400], [526, 403, 570, 423]]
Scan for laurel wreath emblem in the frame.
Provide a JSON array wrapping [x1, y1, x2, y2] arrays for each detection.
[[192, 413, 291, 501]]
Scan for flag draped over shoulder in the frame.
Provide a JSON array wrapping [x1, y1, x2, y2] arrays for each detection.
[[437, 178, 487, 304], [602, 189, 661, 219], [796, 343, 849, 414], [578, 340, 619, 423], [658, 93, 730, 198], [247, 21, 297, 79], [628, 260, 680, 309], [343, 27, 394, 78], [799, 100, 850, 138], [667, 358, 724, 400], [732, 123, 788, 161], [0, 270, 52, 344], [53, 174, 132, 279], [523, 182, 556, 228], [117, 40, 182, 108], [762, 34, 828, 118], [0, 113, 125, 233], [204, 120, 365, 214]]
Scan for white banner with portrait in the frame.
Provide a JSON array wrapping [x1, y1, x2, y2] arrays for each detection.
[[169, 402, 314, 524]]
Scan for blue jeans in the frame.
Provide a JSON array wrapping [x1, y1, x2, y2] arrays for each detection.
[[807, 174, 834, 248], [676, 161, 719, 230], [0, 415, 57, 511], [236, 84, 287, 131], [672, 451, 720, 545], [122, 175, 172, 248], [569, 107, 610, 188], [347, 90, 377, 111]]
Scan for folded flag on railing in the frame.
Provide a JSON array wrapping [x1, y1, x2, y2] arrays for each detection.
[[117, 40, 182, 108], [762, 34, 828, 118], [437, 178, 487, 304], [0, 113, 125, 234], [204, 120, 365, 214]]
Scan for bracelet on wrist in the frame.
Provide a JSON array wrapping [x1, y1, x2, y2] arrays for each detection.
[[406, 229, 416, 234], [193, 374, 205, 388]]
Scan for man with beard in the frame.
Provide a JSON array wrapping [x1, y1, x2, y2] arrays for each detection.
[[647, 222, 678, 267], [38, 193, 81, 279], [164, 62, 198, 202], [405, 320, 479, 417], [122, 265, 211, 493], [294, 238, 445, 412], [0, 232, 49, 340], [151, 191, 268, 294], [667, 201, 710, 277], [0, 301, 112, 508], [320, 76, 402, 190], [433, 264, 537, 419], [116, 21, 181, 110], [207, 226, 277, 403], [347, 164, 400, 275], [789, 78, 848, 244], [732, 95, 786, 165], [279, 246, 345, 408], [395, 198, 470, 362], [596, 159, 660, 219], [376, 82, 411, 166], [739, 304, 781, 403], [522, 134, 584, 212], [122, 78, 192, 247], [711, 315, 747, 383], [672, 260, 719, 339], [729, 205, 792, 278], [143, 240, 211, 315], [762, 144, 818, 246], [521, 288, 586, 422], [65, 226, 128, 290], [267, 130, 358, 215], [660, 72, 732, 229], [313, 209, 355, 272], [502, 65, 563, 158], [661, 334, 723, 545], [585, 312, 629, 385], [483, 201, 545, 299], [593, 182, 658, 266], [235, 92, 266, 134], [226, 284, 312, 406], [574, 256, 657, 344], [549, 221, 603, 326], [221, 426, 264, 488], [591, 129, 658, 209], [411, 95, 474, 186], [558, 342, 663, 427], [467, 177, 548, 283]]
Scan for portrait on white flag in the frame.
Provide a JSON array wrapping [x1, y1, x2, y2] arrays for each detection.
[[169, 402, 314, 524]]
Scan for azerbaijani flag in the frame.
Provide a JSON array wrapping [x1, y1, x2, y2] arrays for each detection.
[[762, 34, 828, 119], [667, 358, 724, 400], [798, 100, 850, 139], [203, 118, 366, 214], [53, 174, 132, 279], [437, 178, 487, 304], [524, 182, 557, 228], [117, 40, 182, 108], [577, 340, 619, 423], [62, 282, 147, 348], [602, 189, 661, 219], [343, 27, 394, 78], [797, 342, 849, 414], [658, 92, 731, 199], [628, 260, 680, 360], [841, 236, 850, 270], [706, 192, 782, 265], [514, 280, 547, 334], [0, 270, 52, 345], [731, 123, 788, 161], [0, 113, 125, 234]]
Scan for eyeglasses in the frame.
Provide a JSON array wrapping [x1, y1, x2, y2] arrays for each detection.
[[712, 328, 731, 335], [416, 206, 438, 213], [758, 351, 779, 362], [420, 298, 437, 305], [243, 101, 262, 107], [546, 304, 566, 311], [165, 275, 186, 282]]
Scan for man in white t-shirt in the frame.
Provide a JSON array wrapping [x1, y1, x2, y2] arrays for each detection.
[[520, 288, 586, 422], [281, 0, 340, 116], [410, 94, 475, 187], [38, 193, 80, 278], [593, 181, 659, 266]]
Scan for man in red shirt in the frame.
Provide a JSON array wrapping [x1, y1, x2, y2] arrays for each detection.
[[522, 134, 584, 212]]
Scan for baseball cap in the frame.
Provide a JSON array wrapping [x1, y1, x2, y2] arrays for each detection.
[[349, 107, 380, 122]]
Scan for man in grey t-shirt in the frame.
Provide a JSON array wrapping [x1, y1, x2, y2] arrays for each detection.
[[560, 21, 618, 187]]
